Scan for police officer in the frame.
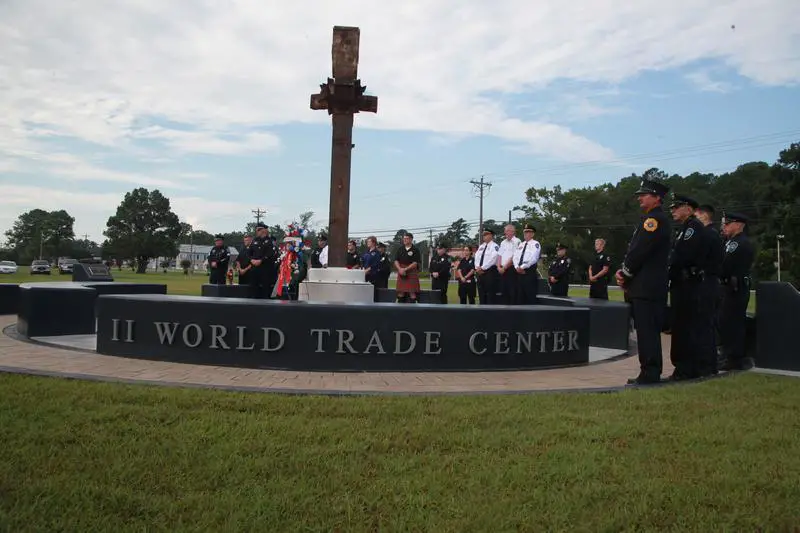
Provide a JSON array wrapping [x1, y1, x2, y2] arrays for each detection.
[[375, 242, 391, 289], [475, 229, 500, 305], [310, 234, 328, 268], [429, 242, 452, 304], [695, 204, 725, 362], [548, 244, 571, 297], [718, 212, 755, 371], [456, 246, 477, 304], [497, 224, 521, 305], [362, 236, 382, 290], [249, 222, 276, 299], [514, 223, 541, 304], [616, 179, 672, 385], [207, 235, 230, 285], [346, 240, 362, 269], [588, 238, 612, 299], [668, 194, 716, 380], [235, 234, 253, 285]]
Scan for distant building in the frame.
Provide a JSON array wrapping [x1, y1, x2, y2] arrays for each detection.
[[175, 244, 240, 270]]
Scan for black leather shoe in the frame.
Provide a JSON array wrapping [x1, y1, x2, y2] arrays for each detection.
[[626, 375, 662, 385]]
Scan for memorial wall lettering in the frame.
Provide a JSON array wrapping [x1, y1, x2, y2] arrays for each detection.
[[109, 318, 581, 357]]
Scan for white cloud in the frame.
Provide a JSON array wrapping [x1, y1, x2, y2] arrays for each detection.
[[685, 70, 735, 93], [1, 0, 796, 166]]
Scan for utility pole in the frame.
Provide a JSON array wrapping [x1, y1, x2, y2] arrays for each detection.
[[470, 176, 492, 238], [252, 208, 267, 224], [777, 234, 785, 282]]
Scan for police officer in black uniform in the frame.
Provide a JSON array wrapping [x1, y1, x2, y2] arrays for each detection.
[[548, 244, 571, 297], [668, 194, 717, 380], [429, 242, 452, 304], [345, 240, 361, 269], [456, 246, 477, 304], [616, 179, 672, 385], [236, 234, 253, 285], [588, 239, 612, 299], [718, 212, 755, 371], [310, 234, 327, 269], [207, 235, 230, 285], [695, 204, 725, 361], [375, 242, 391, 289], [248, 222, 276, 299]]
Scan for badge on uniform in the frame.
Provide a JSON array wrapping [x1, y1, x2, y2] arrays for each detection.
[[408, 251, 413, 256], [684, 228, 694, 240], [643, 218, 658, 232], [726, 241, 739, 253]]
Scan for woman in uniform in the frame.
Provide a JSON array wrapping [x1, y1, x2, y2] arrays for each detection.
[[456, 245, 477, 304]]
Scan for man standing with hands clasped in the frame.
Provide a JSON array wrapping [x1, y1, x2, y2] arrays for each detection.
[[497, 224, 521, 305], [513, 223, 541, 304], [475, 229, 500, 305], [616, 179, 672, 385]]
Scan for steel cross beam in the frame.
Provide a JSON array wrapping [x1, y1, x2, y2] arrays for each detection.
[[310, 26, 378, 268]]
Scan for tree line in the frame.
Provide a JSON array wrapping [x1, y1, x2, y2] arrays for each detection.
[[2, 142, 797, 285]]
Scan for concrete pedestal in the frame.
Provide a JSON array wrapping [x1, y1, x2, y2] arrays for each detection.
[[298, 267, 374, 303]]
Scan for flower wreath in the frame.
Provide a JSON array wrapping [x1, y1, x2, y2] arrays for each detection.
[[273, 223, 313, 297]]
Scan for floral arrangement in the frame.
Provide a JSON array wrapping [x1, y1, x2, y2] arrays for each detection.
[[273, 223, 312, 298]]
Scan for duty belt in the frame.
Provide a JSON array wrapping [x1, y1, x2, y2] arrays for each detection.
[[678, 267, 705, 282]]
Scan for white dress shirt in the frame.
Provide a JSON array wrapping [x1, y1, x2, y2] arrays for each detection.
[[319, 245, 328, 267], [476, 241, 500, 270], [498, 236, 521, 268], [513, 239, 541, 270]]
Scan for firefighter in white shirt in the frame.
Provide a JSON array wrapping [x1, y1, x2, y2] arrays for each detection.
[[475, 229, 500, 305], [497, 224, 522, 305], [513, 223, 542, 304]]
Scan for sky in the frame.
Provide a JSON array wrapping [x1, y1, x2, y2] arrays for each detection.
[[1, 0, 799, 245]]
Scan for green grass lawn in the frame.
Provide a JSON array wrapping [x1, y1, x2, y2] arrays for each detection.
[[0, 372, 797, 531], [2, 269, 757, 313]]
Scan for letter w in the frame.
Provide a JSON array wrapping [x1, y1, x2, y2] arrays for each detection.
[[154, 322, 179, 345]]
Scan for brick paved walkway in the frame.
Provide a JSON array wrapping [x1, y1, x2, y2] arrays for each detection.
[[0, 316, 676, 395]]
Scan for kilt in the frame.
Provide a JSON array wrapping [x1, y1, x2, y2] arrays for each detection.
[[396, 270, 421, 294]]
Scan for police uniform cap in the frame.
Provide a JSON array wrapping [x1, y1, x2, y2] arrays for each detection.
[[255, 222, 267, 229], [724, 211, 749, 224], [483, 228, 495, 236], [556, 243, 568, 250], [669, 194, 699, 209], [214, 234, 224, 240], [377, 242, 386, 248], [243, 233, 252, 238], [523, 223, 536, 233], [635, 179, 670, 197]]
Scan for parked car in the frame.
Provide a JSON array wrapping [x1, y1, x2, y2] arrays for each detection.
[[0, 261, 18, 274], [58, 258, 78, 275], [30, 259, 52, 275]]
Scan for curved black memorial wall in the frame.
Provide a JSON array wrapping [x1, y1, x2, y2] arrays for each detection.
[[756, 281, 799, 371], [95, 294, 591, 372], [536, 295, 630, 351], [0, 283, 20, 316], [16, 282, 167, 338]]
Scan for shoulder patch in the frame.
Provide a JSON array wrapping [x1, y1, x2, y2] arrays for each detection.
[[684, 228, 694, 240], [535, 242, 540, 249], [726, 241, 739, 253], [643, 218, 658, 232]]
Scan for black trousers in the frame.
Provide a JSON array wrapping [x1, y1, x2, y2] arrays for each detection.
[[431, 277, 449, 304], [550, 280, 569, 297], [374, 276, 389, 289], [718, 282, 750, 364], [249, 268, 274, 299], [209, 268, 227, 285], [670, 279, 717, 377], [501, 268, 518, 305], [631, 297, 666, 381], [589, 281, 608, 299], [518, 270, 539, 304], [238, 271, 251, 286], [477, 268, 498, 304], [458, 280, 476, 304]]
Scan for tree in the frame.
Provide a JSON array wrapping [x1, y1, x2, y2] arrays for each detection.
[[441, 218, 471, 246], [4, 209, 76, 263], [103, 188, 183, 274]]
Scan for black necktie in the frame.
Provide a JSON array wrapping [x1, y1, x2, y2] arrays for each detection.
[[480, 245, 487, 268], [517, 241, 528, 267]]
